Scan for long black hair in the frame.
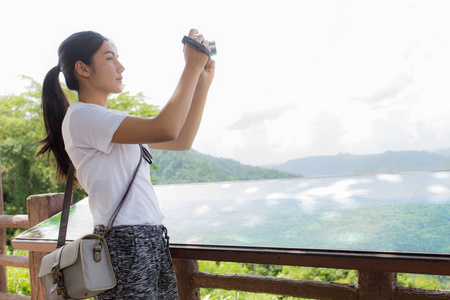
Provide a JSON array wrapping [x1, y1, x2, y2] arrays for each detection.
[[38, 31, 108, 180]]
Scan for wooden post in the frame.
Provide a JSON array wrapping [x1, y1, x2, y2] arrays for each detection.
[[173, 258, 201, 300], [0, 158, 8, 293], [27, 193, 65, 300], [357, 270, 397, 300]]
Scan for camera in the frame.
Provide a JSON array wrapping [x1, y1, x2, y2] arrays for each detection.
[[208, 41, 217, 56], [182, 36, 217, 57]]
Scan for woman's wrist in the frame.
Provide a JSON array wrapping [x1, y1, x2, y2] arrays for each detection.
[[195, 78, 212, 93], [184, 59, 207, 76]]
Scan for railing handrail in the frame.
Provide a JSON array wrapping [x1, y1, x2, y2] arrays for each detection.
[[170, 243, 450, 276]]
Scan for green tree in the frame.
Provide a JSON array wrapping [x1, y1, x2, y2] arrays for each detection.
[[397, 273, 442, 289], [108, 90, 159, 118], [278, 266, 358, 284], [0, 77, 59, 215], [0, 78, 160, 217]]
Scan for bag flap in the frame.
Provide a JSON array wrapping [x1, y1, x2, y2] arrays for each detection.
[[38, 234, 103, 277], [38, 248, 59, 277]]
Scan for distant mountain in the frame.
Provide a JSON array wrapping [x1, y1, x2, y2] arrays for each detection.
[[150, 149, 299, 185], [268, 150, 450, 177], [433, 148, 450, 157]]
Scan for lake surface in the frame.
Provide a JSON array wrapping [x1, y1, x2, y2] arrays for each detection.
[[17, 170, 450, 254]]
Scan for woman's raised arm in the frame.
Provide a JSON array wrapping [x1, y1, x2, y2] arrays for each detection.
[[112, 29, 212, 147], [148, 57, 215, 150]]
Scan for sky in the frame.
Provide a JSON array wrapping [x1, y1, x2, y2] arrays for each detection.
[[2, 0, 450, 166]]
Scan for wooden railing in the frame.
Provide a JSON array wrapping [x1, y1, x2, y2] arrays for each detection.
[[7, 193, 449, 300], [0, 163, 30, 300], [171, 249, 450, 300], [0, 212, 30, 300]]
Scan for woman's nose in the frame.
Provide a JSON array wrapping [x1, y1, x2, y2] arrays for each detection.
[[117, 61, 125, 73]]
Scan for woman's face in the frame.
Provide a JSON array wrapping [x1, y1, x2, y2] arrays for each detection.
[[87, 41, 125, 95]]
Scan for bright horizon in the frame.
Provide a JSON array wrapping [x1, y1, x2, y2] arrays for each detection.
[[2, 0, 450, 166]]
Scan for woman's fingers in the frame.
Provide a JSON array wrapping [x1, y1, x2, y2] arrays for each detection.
[[194, 34, 205, 44], [188, 28, 199, 39], [184, 29, 215, 71]]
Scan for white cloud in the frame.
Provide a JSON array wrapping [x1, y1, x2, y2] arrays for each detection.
[[227, 106, 293, 131]]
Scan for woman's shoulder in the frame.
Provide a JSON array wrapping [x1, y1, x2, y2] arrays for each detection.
[[63, 102, 129, 151], [68, 102, 127, 115], [68, 101, 105, 112]]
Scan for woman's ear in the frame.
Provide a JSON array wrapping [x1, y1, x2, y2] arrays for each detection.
[[75, 61, 90, 78]]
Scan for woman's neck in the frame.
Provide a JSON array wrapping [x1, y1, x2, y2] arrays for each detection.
[[77, 88, 109, 108]]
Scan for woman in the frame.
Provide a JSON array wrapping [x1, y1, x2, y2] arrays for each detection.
[[38, 29, 215, 299]]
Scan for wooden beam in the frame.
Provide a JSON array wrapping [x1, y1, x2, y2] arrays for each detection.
[[170, 244, 450, 276], [357, 270, 396, 299], [194, 271, 358, 300], [0, 160, 8, 293], [10, 240, 56, 253], [0, 254, 29, 268], [0, 292, 31, 299], [27, 193, 64, 300], [0, 215, 29, 229], [394, 286, 450, 300], [27, 193, 65, 229], [173, 259, 201, 300]]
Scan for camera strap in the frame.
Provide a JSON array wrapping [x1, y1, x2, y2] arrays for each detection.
[[182, 35, 216, 57]]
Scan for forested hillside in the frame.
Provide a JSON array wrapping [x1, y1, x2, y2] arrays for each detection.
[[151, 149, 298, 184]]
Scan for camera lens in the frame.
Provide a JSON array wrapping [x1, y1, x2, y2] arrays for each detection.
[[209, 41, 217, 56]]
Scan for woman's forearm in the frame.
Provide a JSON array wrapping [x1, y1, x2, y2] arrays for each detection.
[[168, 84, 210, 149], [153, 65, 203, 140], [147, 59, 215, 150]]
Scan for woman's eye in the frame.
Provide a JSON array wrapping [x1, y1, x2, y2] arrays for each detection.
[[107, 56, 114, 61]]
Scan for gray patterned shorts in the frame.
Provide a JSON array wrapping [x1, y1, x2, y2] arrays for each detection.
[[93, 225, 179, 300]]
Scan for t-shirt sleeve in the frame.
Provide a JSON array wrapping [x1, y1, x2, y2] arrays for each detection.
[[66, 104, 127, 153]]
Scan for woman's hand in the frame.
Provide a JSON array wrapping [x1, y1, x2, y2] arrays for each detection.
[[184, 29, 210, 72], [198, 57, 215, 89], [188, 29, 216, 89]]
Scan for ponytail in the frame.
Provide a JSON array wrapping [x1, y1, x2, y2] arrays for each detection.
[[37, 31, 107, 181], [37, 66, 72, 181]]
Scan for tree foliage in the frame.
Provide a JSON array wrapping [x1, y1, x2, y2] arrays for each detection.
[[0, 77, 60, 214], [0, 78, 159, 215], [151, 149, 299, 185]]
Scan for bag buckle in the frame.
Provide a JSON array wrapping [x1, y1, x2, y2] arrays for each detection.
[[94, 241, 103, 262], [51, 266, 66, 295]]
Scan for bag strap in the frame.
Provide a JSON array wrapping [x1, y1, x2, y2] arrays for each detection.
[[104, 146, 144, 233], [56, 145, 148, 248], [56, 163, 75, 248]]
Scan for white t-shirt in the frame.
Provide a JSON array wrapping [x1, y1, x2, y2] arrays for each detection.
[[62, 102, 164, 226]]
